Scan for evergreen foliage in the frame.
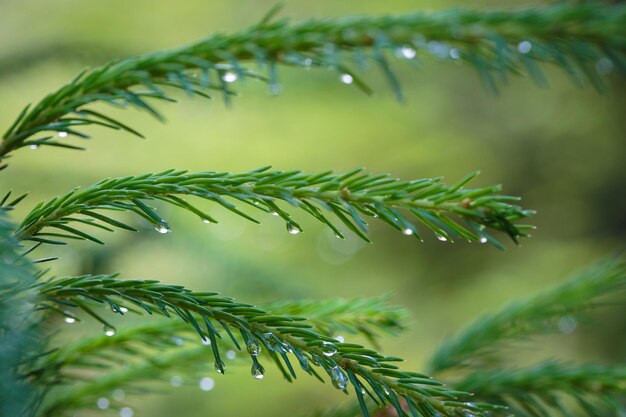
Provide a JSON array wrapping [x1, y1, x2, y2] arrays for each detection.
[[0, 2, 624, 417]]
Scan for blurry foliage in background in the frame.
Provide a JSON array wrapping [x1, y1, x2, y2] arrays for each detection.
[[0, 1, 625, 416]]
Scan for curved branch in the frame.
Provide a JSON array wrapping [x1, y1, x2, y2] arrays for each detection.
[[428, 257, 626, 374], [39, 274, 488, 417], [2, 3, 625, 160], [16, 167, 534, 249]]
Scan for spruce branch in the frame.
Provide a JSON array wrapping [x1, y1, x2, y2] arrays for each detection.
[[16, 167, 534, 250], [455, 361, 626, 417], [0, 212, 46, 417], [428, 256, 626, 374], [38, 274, 490, 417], [264, 295, 408, 347], [2, 3, 624, 161]]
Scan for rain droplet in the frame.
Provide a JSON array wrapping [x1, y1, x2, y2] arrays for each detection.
[[214, 359, 225, 374], [63, 311, 76, 324], [169, 375, 183, 387], [172, 337, 184, 346], [112, 389, 125, 401], [155, 224, 170, 234], [246, 338, 261, 356], [222, 71, 238, 83], [199, 376, 215, 391], [558, 316, 577, 334], [251, 362, 265, 379], [226, 350, 236, 360], [517, 40, 532, 54], [201, 338, 211, 346], [120, 406, 134, 417], [340, 73, 353, 84], [400, 46, 416, 59], [596, 58, 614, 75], [29, 144, 39, 150], [202, 219, 212, 224], [58, 131, 68, 138], [402, 228, 413, 236], [119, 306, 128, 313], [479, 237, 488, 244], [286, 222, 301, 235], [321, 341, 337, 357], [435, 234, 448, 242], [335, 335, 345, 343], [96, 397, 110, 410], [331, 366, 348, 390], [303, 58, 313, 67], [103, 324, 116, 337], [449, 48, 461, 59]]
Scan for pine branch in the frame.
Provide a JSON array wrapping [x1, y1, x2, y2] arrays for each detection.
[[0, 211, 46, 417], [43, 296, 407, 378], [38, 274, 490, 417], [2, 4, 624, 161], [16, 167, 534, 250], [264, 295, 408, 347], [427, 256, 626, 374], [454, 361, 626, 417]]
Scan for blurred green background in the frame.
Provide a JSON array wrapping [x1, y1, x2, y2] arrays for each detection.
[[1, 0, 625, 416]]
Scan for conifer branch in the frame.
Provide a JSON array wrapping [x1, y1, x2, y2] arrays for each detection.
[[16, 167, 534, 250], [264, 295, 408, 347], [0, 212, 46, 417], [455, 361, 626, 417], [2, 3, 624, 161], [38, 274, 490, 417], [428, 256, 626, 374]]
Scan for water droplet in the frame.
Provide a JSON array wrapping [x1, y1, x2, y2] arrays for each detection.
[[449, 48, 461, 59], [286, 222, 301, 235], [251, 362, 265, 379], [330, 365, 348, 390], [246, 338, 261, 356], [58, 131, 68, 138], [222, 71, 238, 83], [382, 385, 391, 395], [96, 397, 110, 410], [29, 144, 39, 150], [269, 210, 279, 216], [402, 228, 413, 236], [199, 376, 215, 391], [435, 234, 448, 242], [596, 58, 613, 75], [201, 338, 211, 346], [335, 335, 345, 343], [63, 311, 76, 324], [558, 316, 577, 334], [120, 406, 134, 417], [517, 40, 532, 54], [321, 341, 337, 357], [103, 324, 116, 337], [428, 41, 449, 58], [340, 74, 353, 84], [226, 350, 236, 360], [119, 306, 128, 313], [400, 46, 416, 59], [303, 58, 313, 67], [479, 237, 488, 244], [172, 337, 184, 346], [269, 83, 282, 95], [202, 219, 212, 224], [155, 224, 170, 234], [214, 359, 225, 374], [169, 375, 183, 387], [112, 389, 125, 401]]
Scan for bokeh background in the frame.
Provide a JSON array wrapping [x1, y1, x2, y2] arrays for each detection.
[[1, 0, 625, 416]]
